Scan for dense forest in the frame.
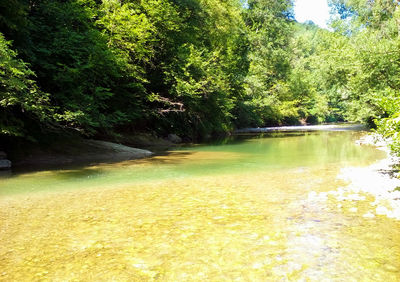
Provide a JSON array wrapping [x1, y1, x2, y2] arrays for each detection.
[[1, 0, 400, 154]]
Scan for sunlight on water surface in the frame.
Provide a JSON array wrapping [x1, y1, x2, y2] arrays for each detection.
[[0, 131, 399, 281]]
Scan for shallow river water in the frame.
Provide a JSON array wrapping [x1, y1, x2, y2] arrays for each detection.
[[0, 130, 399, 281]]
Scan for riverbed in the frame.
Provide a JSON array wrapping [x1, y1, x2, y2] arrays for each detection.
[[0, 129, 399, 280]]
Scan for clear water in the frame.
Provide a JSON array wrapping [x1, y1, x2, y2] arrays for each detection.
[[0, 130, 399, 281], [0, 131, 385, 195]]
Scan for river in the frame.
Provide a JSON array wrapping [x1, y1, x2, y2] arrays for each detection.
[[0, 129, 399, 280]]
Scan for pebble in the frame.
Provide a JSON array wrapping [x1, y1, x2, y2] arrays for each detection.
[[362, 212, 375, 218]]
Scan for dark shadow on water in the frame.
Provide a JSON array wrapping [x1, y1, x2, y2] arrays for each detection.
[[0, 170, 12, 178], [235, 131, 313, 139], [3, 125, 368, 179], [181, 131, 319, 149], [51, 167, 107, 181], [4, 150, 196, 178]]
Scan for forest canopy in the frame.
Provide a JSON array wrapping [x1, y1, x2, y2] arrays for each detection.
[[1, 0, 400, 154]]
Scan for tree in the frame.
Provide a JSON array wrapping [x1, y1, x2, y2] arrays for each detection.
[[0, 32, 51, 138]]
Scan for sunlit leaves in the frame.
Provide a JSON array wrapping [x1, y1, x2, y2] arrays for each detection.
[[0, 0, 302, 140], [0, 32, 51, 137]]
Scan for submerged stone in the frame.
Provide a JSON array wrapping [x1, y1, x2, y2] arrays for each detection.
[[0, 159, 11, 169]]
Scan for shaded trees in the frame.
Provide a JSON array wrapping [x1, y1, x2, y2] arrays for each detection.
[[0, 32, 51, 138], [0, 0, 295, 141]]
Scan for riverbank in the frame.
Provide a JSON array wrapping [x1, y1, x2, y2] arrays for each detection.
[[234, 123, 366, 134], [3, 124, 369, 171], [2, 131, 186, 172], [10, 138, 156, 172]]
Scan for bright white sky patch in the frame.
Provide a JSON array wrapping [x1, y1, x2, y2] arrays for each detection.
[[294, 0, 330, 29]]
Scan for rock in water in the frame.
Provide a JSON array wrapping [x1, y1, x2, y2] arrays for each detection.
[[167, 134, 182, 144], [0, 159, 11, 169], [86, 140, 154, 159]]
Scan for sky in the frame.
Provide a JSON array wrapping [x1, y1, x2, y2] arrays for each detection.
[[294, 0, 331, 29]]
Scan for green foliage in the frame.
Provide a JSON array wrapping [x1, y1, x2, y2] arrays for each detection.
[[24, 0, 138, 133], [321, 0, 400, 155], [0, 32, 51, 137], [4, 0, 358, 144], [236, 0, 294, 127], [147, 0, 251, 137]]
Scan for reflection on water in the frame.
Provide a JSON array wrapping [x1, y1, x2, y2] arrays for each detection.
[[0, 131, 385, 195], [0, 131, 399, 280]]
